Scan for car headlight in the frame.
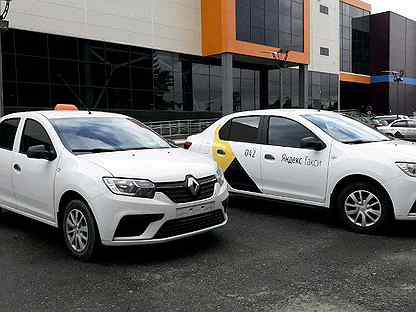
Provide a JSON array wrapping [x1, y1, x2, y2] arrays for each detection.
[[216, 167, 225, 186], [103, 178, 155, 198], [396, 162, 416, 177]]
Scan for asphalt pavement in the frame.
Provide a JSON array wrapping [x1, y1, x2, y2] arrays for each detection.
[[1, 196, 416, 312]]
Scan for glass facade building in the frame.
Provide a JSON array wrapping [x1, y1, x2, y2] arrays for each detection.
[[340, 1, 370, 74]]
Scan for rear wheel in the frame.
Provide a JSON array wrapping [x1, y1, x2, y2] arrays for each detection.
[[336, 182, 391, 234], [62, 199, 101, 261]]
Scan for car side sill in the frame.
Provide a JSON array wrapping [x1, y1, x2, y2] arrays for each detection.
[[0, 204, 57, 228], [229, 190, 328, 210]]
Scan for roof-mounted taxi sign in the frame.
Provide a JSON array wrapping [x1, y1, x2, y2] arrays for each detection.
[[55, 104, 79, 111]]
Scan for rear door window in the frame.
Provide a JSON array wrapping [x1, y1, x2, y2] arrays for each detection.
[[227, 116, 261, 143]]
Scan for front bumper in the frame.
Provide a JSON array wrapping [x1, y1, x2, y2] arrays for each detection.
[[387, 174, 416, 220], [90, 182, 229, 246]]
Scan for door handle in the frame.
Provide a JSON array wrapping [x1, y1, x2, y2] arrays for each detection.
[[264, 154, 275, 160], [13, 164, 21, 172], [217, 149, 226, 156]]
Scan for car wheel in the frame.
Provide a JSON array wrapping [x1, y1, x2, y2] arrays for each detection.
[[336, 182, 391, 234], [62, 199, 101, 261]]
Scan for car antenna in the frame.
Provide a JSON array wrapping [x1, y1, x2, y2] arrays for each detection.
[[57, 74, 91, 114]]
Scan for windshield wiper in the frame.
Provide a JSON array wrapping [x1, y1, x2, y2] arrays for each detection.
[[72, 148, 116, 154]]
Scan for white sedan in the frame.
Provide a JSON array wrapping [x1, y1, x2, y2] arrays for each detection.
[[186, 109, 416, 234], [377, 119, 416, 140], [0, 106, 228, 260]]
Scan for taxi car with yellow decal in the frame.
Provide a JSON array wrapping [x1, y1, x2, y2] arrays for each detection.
[[186, 109, 416, 234]]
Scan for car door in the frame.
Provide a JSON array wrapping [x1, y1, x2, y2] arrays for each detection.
[[390, 120, 409, 138], [11, 118, 59, 221], [407, 120, 416, 139], [0, 118, 21, 208], [261, 116, 331, 204], [213, 116, 263, 193]]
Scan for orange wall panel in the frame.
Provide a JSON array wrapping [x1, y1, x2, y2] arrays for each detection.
[[340, 72, 372, 84]]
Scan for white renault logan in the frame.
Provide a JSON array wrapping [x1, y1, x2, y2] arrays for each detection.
[[186, 109, 416, 234], [0, 107, 228, 260]]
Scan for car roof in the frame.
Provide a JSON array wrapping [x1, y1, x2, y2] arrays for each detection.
[[223, 109, 339, 119], [2, 110, 127, 120]]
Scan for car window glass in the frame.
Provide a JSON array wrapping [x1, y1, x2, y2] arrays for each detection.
[[408, 120, 416, 128], [268, 117, 317, 148], [51, 118, 170, 154], [228, 116, 260, 143], [0, 118, 20, 151], [304, 114, 389, 143], [20, 119, 53, 154], [392, 120, 407, 128], [219, 120, 231, 140]]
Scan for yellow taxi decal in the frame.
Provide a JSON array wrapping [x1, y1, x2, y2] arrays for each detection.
[[212, 127, 235, 172]]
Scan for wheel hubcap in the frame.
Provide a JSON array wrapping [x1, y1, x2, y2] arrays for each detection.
[[344, 190, 382, 228], [65, 209, 88, 253]]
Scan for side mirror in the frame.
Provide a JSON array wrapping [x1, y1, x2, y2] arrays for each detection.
[[300, 137, 326, 151], [27, 145, 57, 161]]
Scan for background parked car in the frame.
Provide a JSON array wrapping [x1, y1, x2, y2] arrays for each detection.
[[377, 119, 416, 140], [373, 115, 409, 125]]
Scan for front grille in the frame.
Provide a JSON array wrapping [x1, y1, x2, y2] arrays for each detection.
[[155, 175, 217, 203], [154, 210, 225, 239]]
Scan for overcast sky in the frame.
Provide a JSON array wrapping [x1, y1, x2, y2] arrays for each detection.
[[367, 0, 416, 20]]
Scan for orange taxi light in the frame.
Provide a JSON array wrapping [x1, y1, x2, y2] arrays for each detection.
[[55, 104, 79, 111]]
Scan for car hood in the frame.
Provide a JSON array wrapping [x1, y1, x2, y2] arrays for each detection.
[[78, 148, 217, 182], [347, 140, 416, 162]]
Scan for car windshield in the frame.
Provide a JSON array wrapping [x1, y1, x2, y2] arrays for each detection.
[[51, 117, 171, 154], [303, 114, 390, 144]]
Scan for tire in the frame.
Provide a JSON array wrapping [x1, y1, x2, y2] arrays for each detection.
[[62, 199, 101, 261], [336, 181, 391, 234]]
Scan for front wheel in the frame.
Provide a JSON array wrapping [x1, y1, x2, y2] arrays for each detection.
[[336, 182, 391, 234], [62, 199, 101, 261]]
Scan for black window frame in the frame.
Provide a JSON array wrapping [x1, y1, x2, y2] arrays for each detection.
[[320, 47, 330, 56], [265, 115, 323, 149], [19, 118, 55, 155], [319, 5, 329, 15], [0, 118, 21, 151], [219, 115, 262, 144]]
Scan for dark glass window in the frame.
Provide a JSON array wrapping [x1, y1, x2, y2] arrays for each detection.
[[320, 5, 329, 15], [20, 119, 54, 154], [320, 47, 330, 56], [228, 116, 261, 143], [268, 116, 316, 148], [0, 118, 20, 150], [236, 0, 304, 52], [308, 71, 338, 111], [392, 120, 408, 128], [340, 2, 369, 74]]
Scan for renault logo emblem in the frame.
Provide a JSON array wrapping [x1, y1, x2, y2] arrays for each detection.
[[186, 175, 200, 196]]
